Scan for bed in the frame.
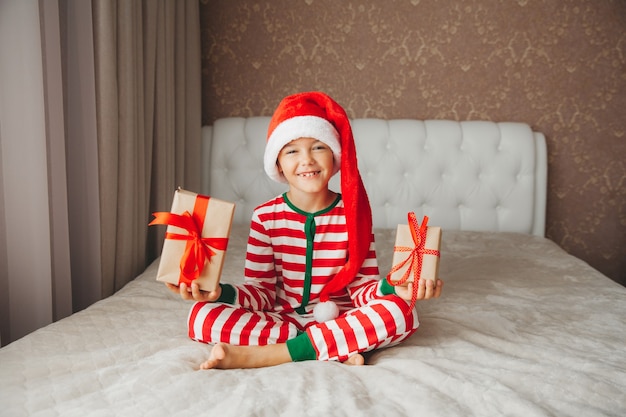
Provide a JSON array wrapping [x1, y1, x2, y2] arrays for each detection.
[[1, 117, 625, 417]]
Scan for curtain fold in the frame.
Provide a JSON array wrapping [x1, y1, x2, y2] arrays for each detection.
[[0, 0, 201, 346], [0, 0, 59, 344], [64, 0, 103, 313], [40, 0, 73, 322]]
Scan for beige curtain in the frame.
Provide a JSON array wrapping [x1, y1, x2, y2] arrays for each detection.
[[0, 0, 73, 345], [0, 0, 201, 345], [92, 0, 202, 299]]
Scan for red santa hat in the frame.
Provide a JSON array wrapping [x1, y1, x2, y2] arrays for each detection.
[[265, 92, 373, 322]]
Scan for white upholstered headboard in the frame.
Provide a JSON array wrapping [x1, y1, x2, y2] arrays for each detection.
[[201, 117, 547, 237]]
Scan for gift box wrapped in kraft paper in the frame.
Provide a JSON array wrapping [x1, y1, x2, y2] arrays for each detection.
[[150, 188, 235, 292], [387, 212, 441, 286]]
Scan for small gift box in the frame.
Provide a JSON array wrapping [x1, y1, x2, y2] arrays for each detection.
[[387, 213, 441, 285], [149, 188, 235, 292]]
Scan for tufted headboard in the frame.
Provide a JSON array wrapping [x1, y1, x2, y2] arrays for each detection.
[[201, 117, 547, 236]]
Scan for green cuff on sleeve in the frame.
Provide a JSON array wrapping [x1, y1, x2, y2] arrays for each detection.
[[217, 283, 236, 304], [286, 332, 317, 362], [379, 277, 397, 296]]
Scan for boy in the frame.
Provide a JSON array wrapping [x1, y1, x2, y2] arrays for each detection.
[[168, 91, 443, 369]]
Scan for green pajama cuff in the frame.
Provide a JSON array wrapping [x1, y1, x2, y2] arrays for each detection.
[[379, 277, 397, 296], [217, 283, 236, 304], [286, 332, 317, 362]]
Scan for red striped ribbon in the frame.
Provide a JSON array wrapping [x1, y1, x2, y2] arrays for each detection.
[[386, 212, 440, 311], [150, 195, 229, 286]]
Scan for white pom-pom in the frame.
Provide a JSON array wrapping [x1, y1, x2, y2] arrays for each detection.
[[313, 301, 339, 322]]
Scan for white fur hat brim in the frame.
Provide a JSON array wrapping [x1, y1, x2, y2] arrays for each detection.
[[264, 115, 342, 183]]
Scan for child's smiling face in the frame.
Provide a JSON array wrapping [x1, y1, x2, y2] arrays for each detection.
[[277, 137, 335, 194]]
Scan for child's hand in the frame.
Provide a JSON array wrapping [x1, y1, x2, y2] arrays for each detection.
[[165, 282, 222, 302], [395, 278, 443, 301]]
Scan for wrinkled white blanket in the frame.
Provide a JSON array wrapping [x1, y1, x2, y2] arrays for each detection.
[[1, 226, 625, 417]]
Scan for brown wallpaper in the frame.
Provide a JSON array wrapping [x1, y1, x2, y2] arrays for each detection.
[[199, 0, 626, 286]]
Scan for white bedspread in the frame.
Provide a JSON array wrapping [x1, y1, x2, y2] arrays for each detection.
[[1, 226, 625, 417]]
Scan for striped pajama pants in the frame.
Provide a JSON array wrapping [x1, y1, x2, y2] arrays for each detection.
[[187, 295, 419, 362]]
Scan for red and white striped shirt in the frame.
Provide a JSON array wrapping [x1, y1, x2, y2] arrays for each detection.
[[232, 193, 388, 315]]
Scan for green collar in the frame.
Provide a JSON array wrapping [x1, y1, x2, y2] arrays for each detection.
[[282, 192, 342, 216]]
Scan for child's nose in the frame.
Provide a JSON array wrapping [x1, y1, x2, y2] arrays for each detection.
[[299, 150, 314, 164]]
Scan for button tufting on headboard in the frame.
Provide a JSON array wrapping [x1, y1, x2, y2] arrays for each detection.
[[203, 117, 547, 236]]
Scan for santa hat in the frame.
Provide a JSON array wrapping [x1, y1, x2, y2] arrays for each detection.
[[265, 92, 373, 322]]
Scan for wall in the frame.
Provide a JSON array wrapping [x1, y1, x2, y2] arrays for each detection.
[[199, 0, 626, 285]]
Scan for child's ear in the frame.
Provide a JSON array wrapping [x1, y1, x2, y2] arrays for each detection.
[[276, 161, 282, 173]]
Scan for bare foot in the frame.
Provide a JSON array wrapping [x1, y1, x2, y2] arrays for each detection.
[[342, 353, 365, 366], [200, 343, 292, 370], [200, 343, 227, 369]]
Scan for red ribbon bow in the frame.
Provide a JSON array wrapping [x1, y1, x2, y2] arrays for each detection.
[[149, 209, 228, 285], [386, 212, 440, 311]]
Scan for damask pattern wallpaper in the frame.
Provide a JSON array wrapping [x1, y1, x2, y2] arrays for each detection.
[[199, 0, 625, 285]]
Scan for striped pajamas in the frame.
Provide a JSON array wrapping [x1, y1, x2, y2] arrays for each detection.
[[187, 194, 419, 362]]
